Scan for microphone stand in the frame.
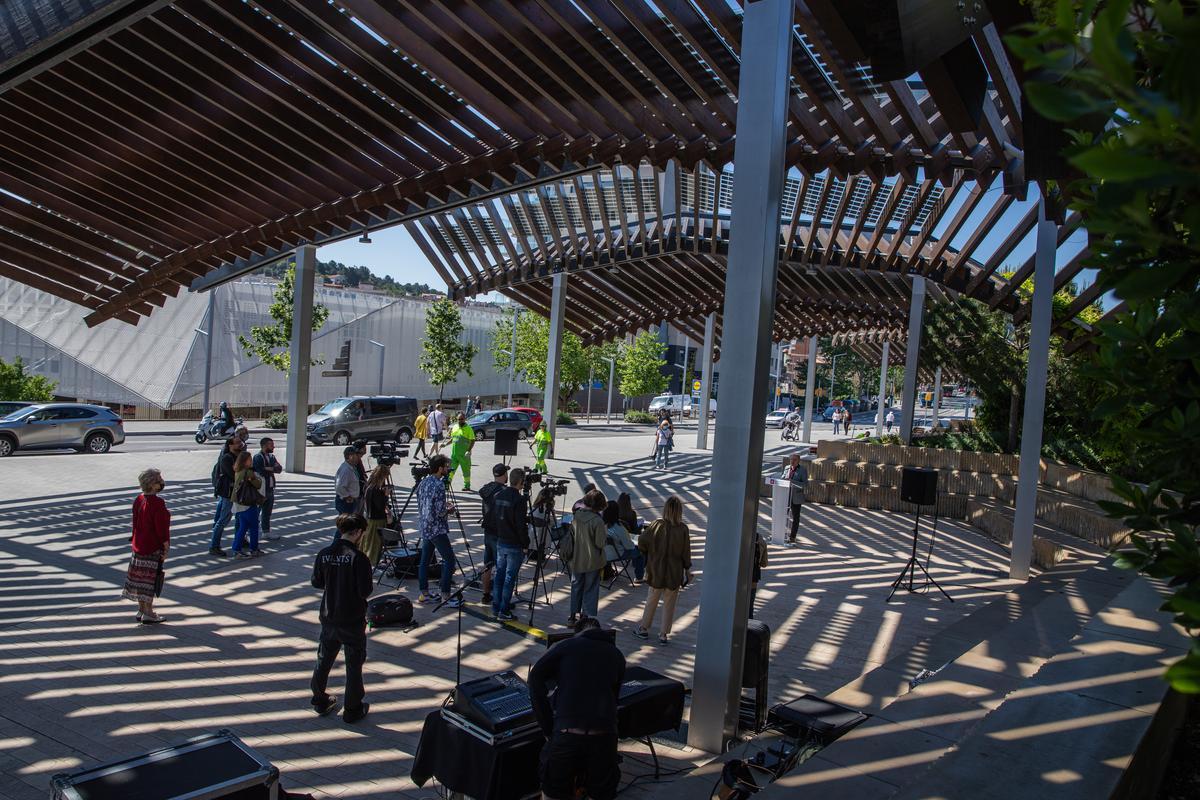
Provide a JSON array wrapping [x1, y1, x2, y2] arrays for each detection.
[[433, 566, 482, 689]]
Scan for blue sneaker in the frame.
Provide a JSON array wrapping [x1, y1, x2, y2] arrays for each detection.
[[445, 596, 463, 609]]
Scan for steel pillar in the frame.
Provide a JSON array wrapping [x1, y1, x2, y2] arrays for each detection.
[[900, 277, 926, 443], [1011, 196, 1058, 580], [688, 0, 792, 754], [931, 366, 943, 429], [201, 288, 214, 414], [802, 336, 818, 442], [876, 340, 890, 438], [696, 312, 716, 449], [370, 340, 385, 395], [543, 272, 567, 457], [285, 245, 315, 473]]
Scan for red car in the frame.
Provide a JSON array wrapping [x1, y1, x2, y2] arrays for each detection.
[[511, 406, 543, 430]]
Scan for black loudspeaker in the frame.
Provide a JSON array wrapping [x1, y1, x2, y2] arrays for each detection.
[[494, 428, 518, 456], [900, 467, 938, 506], [742, 620, 771, 688]]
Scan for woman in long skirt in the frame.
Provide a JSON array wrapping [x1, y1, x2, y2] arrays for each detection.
[[122, 468, 170, 624]]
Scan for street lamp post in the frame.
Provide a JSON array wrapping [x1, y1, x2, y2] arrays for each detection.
[[195, 287, 215, 414], [827, 353, 844, 406], [369, 340, 385, 395], [507, 306, 520, 407]]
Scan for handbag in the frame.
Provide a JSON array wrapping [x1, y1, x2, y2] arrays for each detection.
[[153, 560, 165, 597], [235, 474, 263, 506]]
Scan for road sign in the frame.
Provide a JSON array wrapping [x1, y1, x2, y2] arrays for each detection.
[[692, 379, 701, 392]]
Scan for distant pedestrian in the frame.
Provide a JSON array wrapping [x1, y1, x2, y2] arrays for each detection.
[[475, 396, 484, 412], [653, 419, 673, 470], [567, 489, 608, 626], [231, 449, 263, 558], [208, 436, 243, 557], [782, 453, 808, 546], [413, 407, 430, 458], [633, 496, 691, 645], [123, 468, 170, 624], [335, 446, 362, 516], [466, 396, 476, 416], [885, 409, 896, 433], [252, 437, 282, 541], [310, 513, 373, 724], [832, 408, 842, 435], [360, 463, 392, 566], [429, 403, 448, 455], [844, 410, 853, 437]]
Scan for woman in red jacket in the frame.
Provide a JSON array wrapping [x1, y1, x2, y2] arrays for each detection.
[[122, 468, 170, 624]]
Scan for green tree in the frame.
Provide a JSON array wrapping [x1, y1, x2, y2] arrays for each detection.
[[0, 357, 56, 401], [616, 330, 669, 402], [238, 264, 330, 373], [1014, 0, 1200, 691], [420, 298, 478, 399], [490, 311, 618, 405]]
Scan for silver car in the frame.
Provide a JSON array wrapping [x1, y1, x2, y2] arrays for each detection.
[[0, 403, 125, 456]]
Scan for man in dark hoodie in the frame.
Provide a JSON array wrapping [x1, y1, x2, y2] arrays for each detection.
[[490, 467, 529, 620], [310, 513, 374, 723], [478, 463, 509, 605], [529, 617, 626, 800]]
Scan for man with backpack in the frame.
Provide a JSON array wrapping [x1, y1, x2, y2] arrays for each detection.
[[478, 463, 509, 604], [491, 468, 529, 621], [208, 436, 243, 557]]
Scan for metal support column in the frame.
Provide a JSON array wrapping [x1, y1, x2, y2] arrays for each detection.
[[900, 277, 926, 444], [285, 245, 315, 473], [200, 287, 215, 414], [604, 357, 615, 423], [1011, 196, 1058, 580], [688, 0, 792, 754], [802, 336, 818, 443], [876, 340, 890, 438], [586, 366, 594, 422], [931, 366, 943, 430], [543, 272, 567, 457], [696, 312, 716, 449], [370, 340, 385, 395]]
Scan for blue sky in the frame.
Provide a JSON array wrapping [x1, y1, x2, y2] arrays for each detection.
[[317, 226, 444, 288]]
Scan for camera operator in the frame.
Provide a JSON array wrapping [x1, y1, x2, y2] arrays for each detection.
[[478, 463, 509, 604], [360, 463, 392, 566], [491, 467, 529, 621], [528, 617, 626, 800], [416, 455, 460, 607]]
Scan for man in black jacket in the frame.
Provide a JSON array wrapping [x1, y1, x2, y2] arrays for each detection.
[[528, 617, 626, 799], [207, 436, 243, 557], [478, 463, 509, 605], [310, 513, 374, 723], [490, 468, 529, 620]]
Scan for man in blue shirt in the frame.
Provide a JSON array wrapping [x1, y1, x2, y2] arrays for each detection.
[[417, 455, 460, 606]]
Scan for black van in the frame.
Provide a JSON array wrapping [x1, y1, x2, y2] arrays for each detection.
[[306, 396, 420, 446]]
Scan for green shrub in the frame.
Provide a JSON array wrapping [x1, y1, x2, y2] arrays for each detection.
[[624, 410, 657, 424], [556, 411, 576, 425], [265, 411, 288, 429]]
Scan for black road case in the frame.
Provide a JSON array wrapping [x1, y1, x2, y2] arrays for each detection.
[[51, 729, 278, 800]]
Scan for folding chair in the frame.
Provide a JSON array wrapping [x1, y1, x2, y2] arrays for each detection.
[[603, 535, 638, 589], [374, 527, 422, 588]]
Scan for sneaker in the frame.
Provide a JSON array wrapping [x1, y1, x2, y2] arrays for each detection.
[[497, 611, 515, 621], [632, 628, 649, 640], [481, 592, 493, 604], [313, 696, 339, 716], [566, 615, 578, 627], [445, 597, 463, 609], [235, 550, 252, 559], [209, 547, 227, 557], [343, 703, 370, 724], [250, 549, 264, 557], [659, 635, 670, 645], [418, 592, 441, 604]]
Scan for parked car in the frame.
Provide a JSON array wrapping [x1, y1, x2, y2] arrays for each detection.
[[765, 409, 789, 428], [510, 406, 543, 430], [306, 395, 419, 446], [649, 394, 691, 417], [0, 403, 125, 456], [0, 400, 36, 418], [466, 410, 533, 441]]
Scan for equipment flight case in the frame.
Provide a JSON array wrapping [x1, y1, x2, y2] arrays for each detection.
[[51, 729, 279, 800]]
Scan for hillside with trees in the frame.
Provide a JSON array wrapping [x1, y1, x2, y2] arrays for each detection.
[[260, 258, 441, 299]]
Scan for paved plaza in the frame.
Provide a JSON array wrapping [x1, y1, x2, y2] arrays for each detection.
[[0, 426, 1037, 799]]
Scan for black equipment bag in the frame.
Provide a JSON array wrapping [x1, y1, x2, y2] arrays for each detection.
[[368, 594, 414, 628]]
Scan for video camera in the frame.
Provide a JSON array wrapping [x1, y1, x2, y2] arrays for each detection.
[[526, 471, 569, 497], [369, 441, 408, 467], [411, 458, 433, 481]]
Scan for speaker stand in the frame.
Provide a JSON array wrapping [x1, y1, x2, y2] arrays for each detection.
[[887, 507, 953, 603]]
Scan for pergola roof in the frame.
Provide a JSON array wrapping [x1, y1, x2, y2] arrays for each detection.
[[0, 0, 1029, 329]]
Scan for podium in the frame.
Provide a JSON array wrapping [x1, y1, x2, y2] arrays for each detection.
[[764, 477, 791, 544]]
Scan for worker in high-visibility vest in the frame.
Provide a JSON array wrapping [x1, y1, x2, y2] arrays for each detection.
[[447, 412, 475, 491], [531, 421, 552, 472]]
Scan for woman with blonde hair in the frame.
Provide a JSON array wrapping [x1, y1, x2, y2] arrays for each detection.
[[122, 468, 170, 623], [230, 450, 263, 558], [634, 495, 691, 644], [360, 463, 392, 565]]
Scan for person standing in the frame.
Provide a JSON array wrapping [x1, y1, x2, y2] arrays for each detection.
[[448, 412, 475, 491], [491, 467, 529, 621], [528, 617, 626, 800], [782, 453, 808, 547], [252, 437, 283, 541], [478, 463, 509, 605], [885, 409, 896, 433], [633, 496, 691, 645], [832, 407, 841, 436], [844, 409, 853, 437], [310, 513, 374, 723], [416, 455, 460, 606], [122, 468, 170, 624], [334, 446, 362, 515], [360, 463, 392, 566], [532, 421, 552, 472], [429, 403, 447, 454], [413, 407, 430, 458], [231, 450, 264, 558], [567, 489, 608, 626], [208, 436, 243, 557], [466, 396, 476, 416], [653, 419, 673, 470]]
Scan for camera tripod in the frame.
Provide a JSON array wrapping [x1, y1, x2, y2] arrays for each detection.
[[381, 463, 478, 591], [523, 485, 563, 628]]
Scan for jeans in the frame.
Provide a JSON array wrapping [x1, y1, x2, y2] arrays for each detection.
[[311, 622, 367, 716], [569, 569, 600, 619], [261, 488, 275, 535], [232, 506, 260, 553], [209, 495, 232, 550], [335, 496, 358, 515], [419, 534, 455, 596], [654, 444, 670, 469], [640, 586, 679, 636], [492, 544, 524, 616], [413, 438, 428, 457]]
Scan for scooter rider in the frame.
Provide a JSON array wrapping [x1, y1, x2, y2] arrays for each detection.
[[217, 401, 235, 437], [783, 408, 801, 439]]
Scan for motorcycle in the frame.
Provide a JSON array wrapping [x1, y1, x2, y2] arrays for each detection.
[[781, 419, 802, 441], [195, 410, 245, 444]]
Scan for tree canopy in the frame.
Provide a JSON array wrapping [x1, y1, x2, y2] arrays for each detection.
[[489, 310, 617, 405], [237, 264, 330, 373], [0, 357, 56, 402], [420, 299, 478, 399], [616, 330, 669, 400]]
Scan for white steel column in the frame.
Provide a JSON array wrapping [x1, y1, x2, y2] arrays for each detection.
[[285, 245, 315, 473], [696, 312, 716, 449], [931, 366, 943, 429], [900, 277, 926, 444], [689, 0, 792, 754], [543, 272, 567, 458], [802, 336, 818, 442], [604, 357, 615, 423], [1011, 196, 1058, 580], [200, 288, 215, 414], [876, 340, 890, 438]]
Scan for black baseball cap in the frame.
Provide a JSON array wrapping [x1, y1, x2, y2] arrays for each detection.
[[492, 463, 510, 477]]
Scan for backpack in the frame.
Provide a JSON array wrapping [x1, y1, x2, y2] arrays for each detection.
[[234, 474, 262, 506], [368, 594, 413, 629], [557, 524, 576, 562]]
